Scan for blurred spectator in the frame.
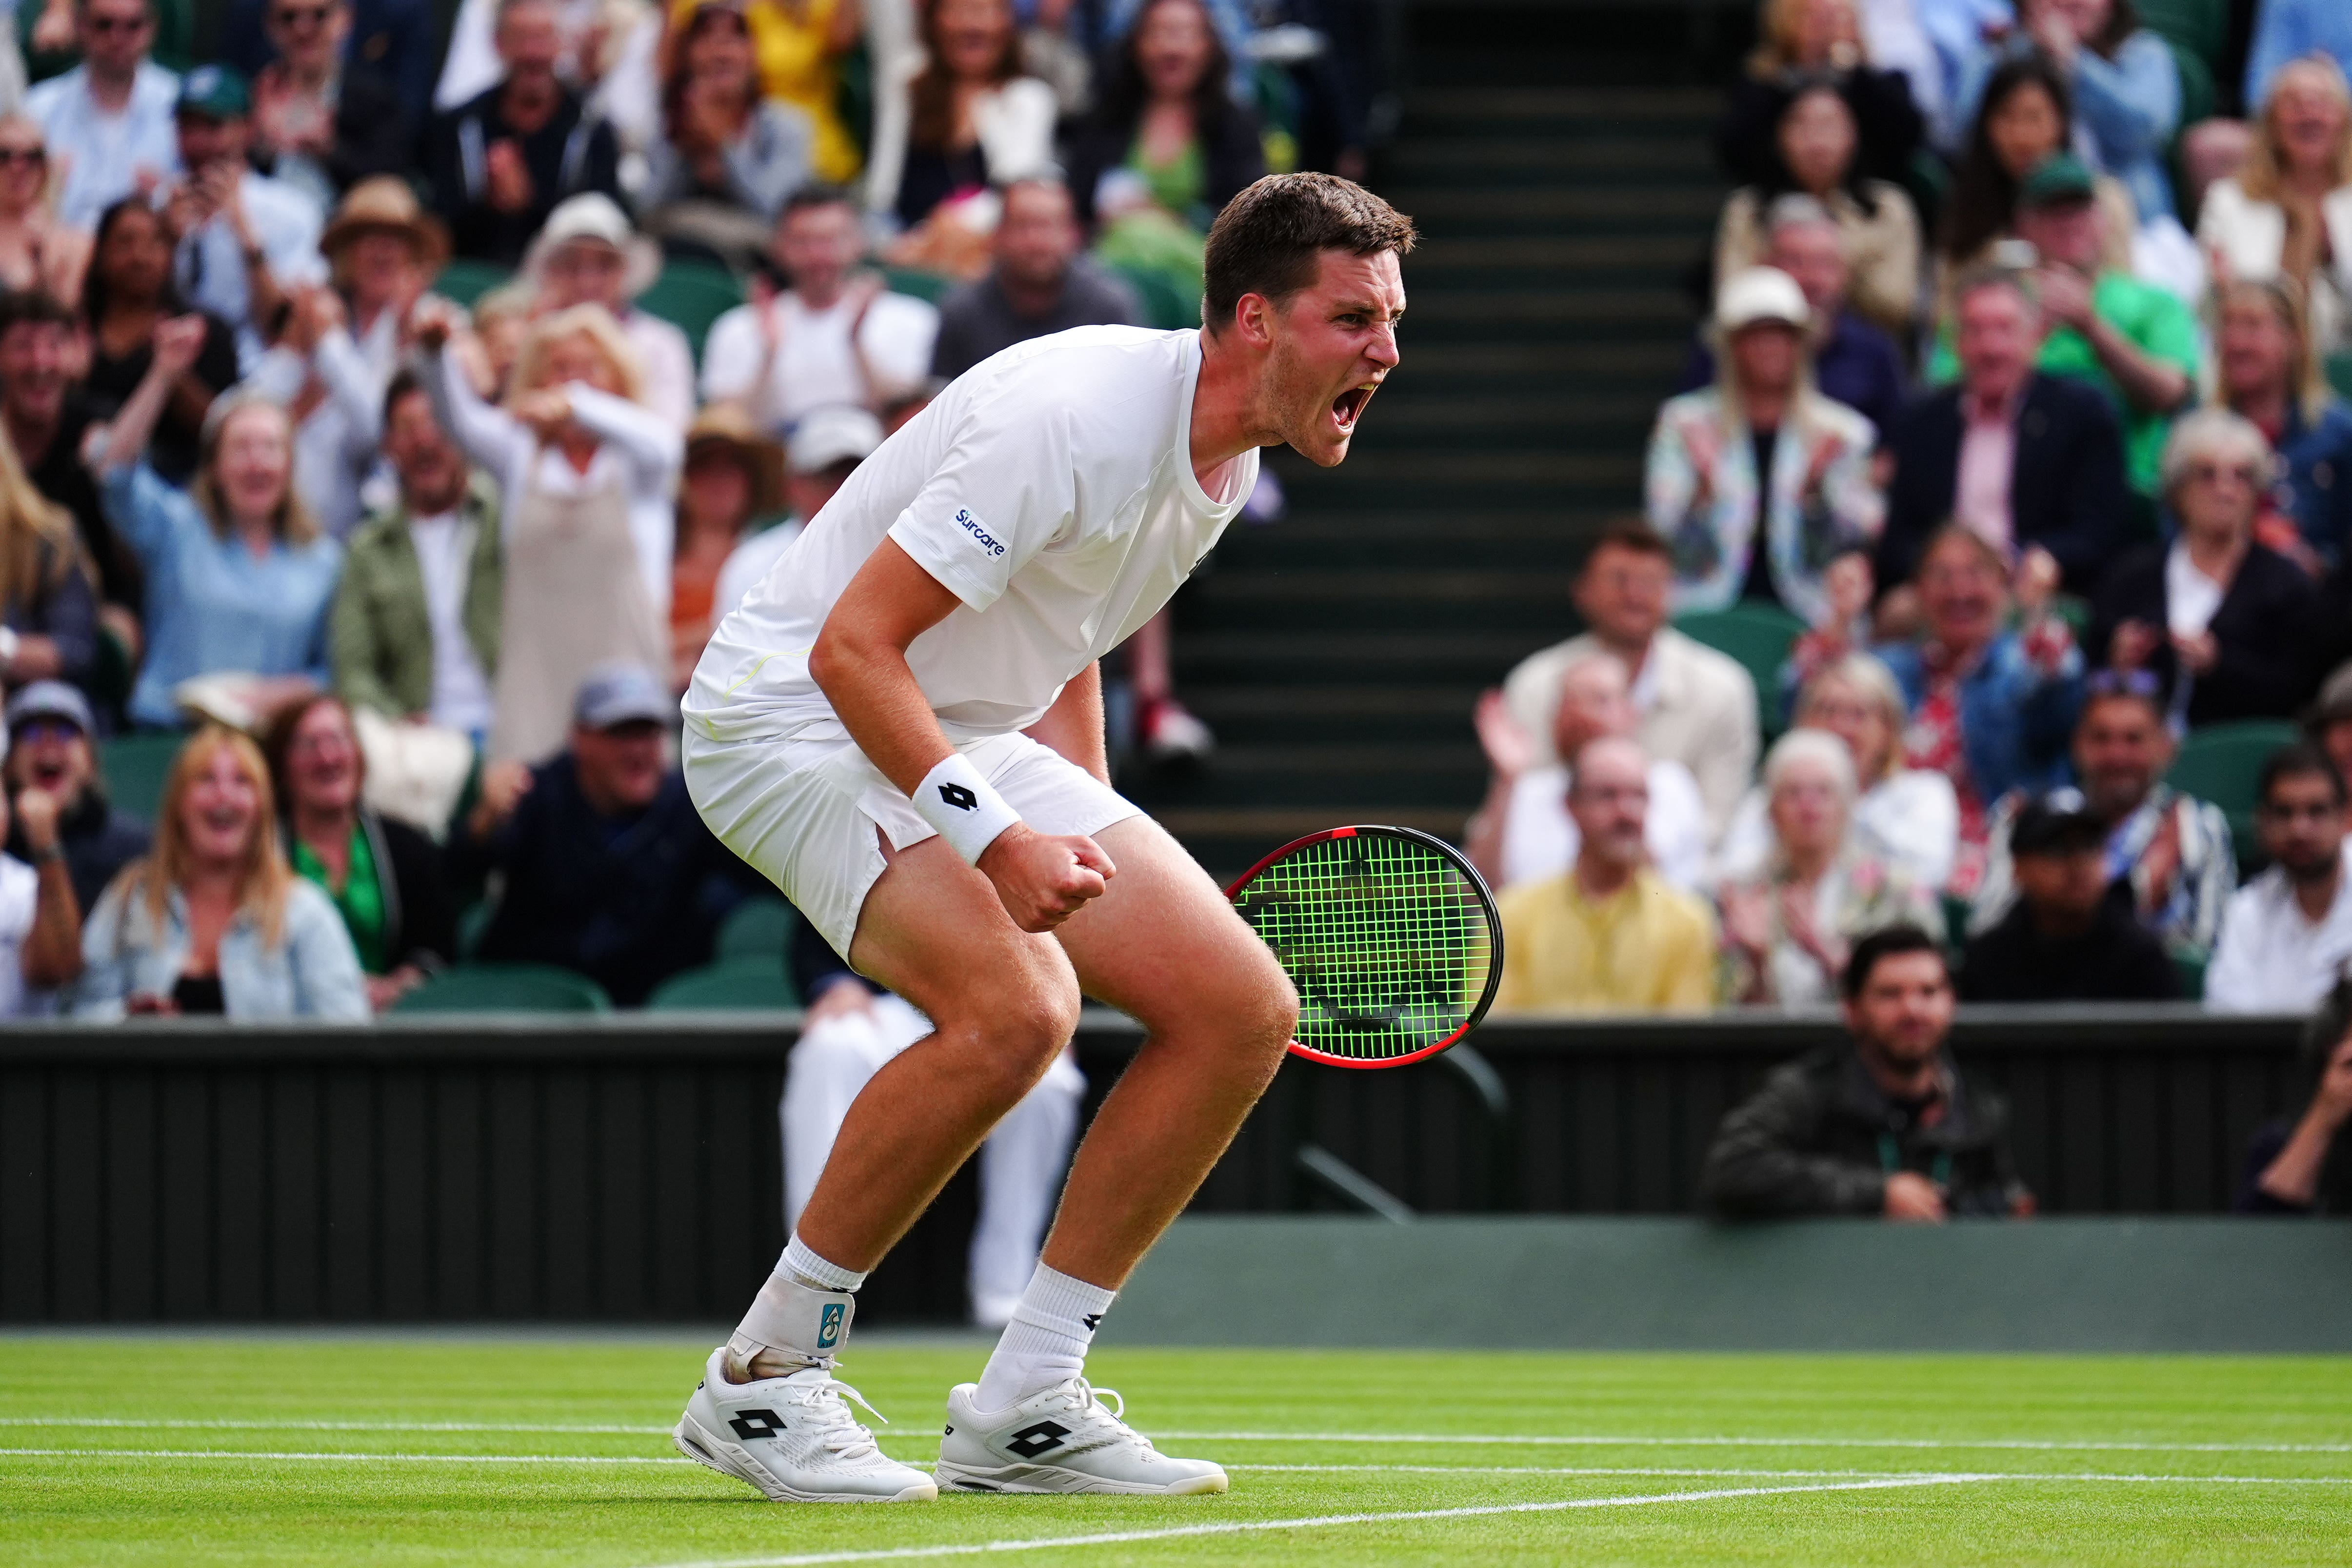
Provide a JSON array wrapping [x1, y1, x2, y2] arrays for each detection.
[[1501, 520, 1757, 834], [875, 0, 1056, 276], [1646, 266, 1882, 627], [0, 713, 86, 1007], [1953, 0, 2182, 236], [1719, 652, 1959, 890], [1699, 924, 2032, 1219], [0, 115, 90, 307], [2214, 277, 2352, 572], [246, 0, 412, 211], [419, 0, 624, 267], [1973, 678, 2235, 961], [1064, 0, 1264, 307], [24, 0, 179, 233], [2200, 57, 2352, 357], [80, 198, 240, 487], [329, 368, 502, 733], [2312, 663, 2352, 789], [2, 681, 149, 913], [669, 403, 781, 690], [0, 292, 139, 619], [218, 0, 440, 141], [1490, 735, 1719, 1015], [1877, 525, 2083, 893], [2245, 0, 2352, 118], [640, 0, 816, 264], [1718, 727, 1939, 1007], [670, 0, 859, 182], [1468, 648, 1710, 893], [2206, 742, 2352, 1013], [99, 332, 342, 730], [466, 280, 532, 399], [700, 186, 939, 431], [1937, 54, 2139, 283], [1881, 269, 2128, 592], [1960, 787, 2179, 1000], [74, 723, 367, 1019], [1714, 82, 1922, 338], [265, 693, 453, 1011], [1716, 0, 1925, 195], [2092, 410, 2322, 726], [1995, 153, 2198, 499], [435, 0, 661, 159], [784, 919, 1081, 1326], [525, 194, 696, 430], [930, 177, 1142, 380], [2236, 973, 2352, 1212], [1681, 193, 1908, 442], [455, 662, 758, 1005], [420, 300, 679, 763], [159, 66, 328, 377], [712, 400, 877, 619], [0, 410, 96, 693]]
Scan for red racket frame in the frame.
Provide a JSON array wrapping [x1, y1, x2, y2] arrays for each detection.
[[1224, 824, 1504, 1070]]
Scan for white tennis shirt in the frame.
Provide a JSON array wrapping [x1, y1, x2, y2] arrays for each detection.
[[686, 326, 1258, 745]]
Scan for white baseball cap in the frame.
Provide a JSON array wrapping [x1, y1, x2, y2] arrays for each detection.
[[788, 404, 884, 475], [1714, 266, 1811, 333]]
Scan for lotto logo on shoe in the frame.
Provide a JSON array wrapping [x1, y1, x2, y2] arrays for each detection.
[[954, 508, 1006, 557], [1003, 1420, 1071, 1459], [727, 1409, 786, 1441], [817, 1303, 845, 1349]]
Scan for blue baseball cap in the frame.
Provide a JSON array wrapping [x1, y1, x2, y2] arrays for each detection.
[[573, 662, 671, 730], [5, 679, 95, 737]]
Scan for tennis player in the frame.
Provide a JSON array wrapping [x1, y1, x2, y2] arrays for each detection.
[[670, 173, 1414, 1503]]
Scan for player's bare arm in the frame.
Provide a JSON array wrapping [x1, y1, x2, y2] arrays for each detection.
[[811, 538, 1115, 933]]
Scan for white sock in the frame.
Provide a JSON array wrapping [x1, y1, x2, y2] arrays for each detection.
[[728, 1233, 868, 1380], [974, 1262, 1116, 1411]]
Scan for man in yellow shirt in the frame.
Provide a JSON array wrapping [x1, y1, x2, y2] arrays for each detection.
[[1492, 735, 1719, 1014]]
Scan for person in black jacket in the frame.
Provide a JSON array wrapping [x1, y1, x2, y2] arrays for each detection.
[[2237, 973, 2352, 1214], [247, 0, 415, 200], [1878, 268, 2130, 594], [1699, 924, 2033, 1221], [1062, 0, 1264, 233], [1713, 0, 1922, 195], [416, 0, 621, 266], [0, 682, 148, 913], [453, 662, 761, 1006], [2089, 409, 2322, 727], [266, 693, 457, 1012], [1960, 790, 2178, 1002]]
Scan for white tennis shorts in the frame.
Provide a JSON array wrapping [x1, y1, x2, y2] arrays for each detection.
[[683, 726, 1142, 959]]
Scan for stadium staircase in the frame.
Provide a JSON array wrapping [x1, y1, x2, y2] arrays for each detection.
[[1125, 20, 1733, 878]]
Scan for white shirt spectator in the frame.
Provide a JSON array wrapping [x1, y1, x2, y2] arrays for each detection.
[[407, 507, 497, 734], [0, 853, 38, 1017], [700, 288, 940, 431], [1500, 759, 1710, 893], [26, 60, 180, 231], [714, 518, 806, 625], [623, 308, 696, 432], [1715, 768, 1960, 893], [2205, 853, 2352, 1013], [176, 171, 329, 374], [244, 313, 399, 538]]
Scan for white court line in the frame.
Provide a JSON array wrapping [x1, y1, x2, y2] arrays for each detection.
[[628, 1476, 1989, 1568]]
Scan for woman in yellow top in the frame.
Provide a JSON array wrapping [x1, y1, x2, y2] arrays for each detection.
[[673, 0, 865, 184]]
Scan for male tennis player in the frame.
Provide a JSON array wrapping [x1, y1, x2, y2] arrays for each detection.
[[671, 173, 1413, 1503]]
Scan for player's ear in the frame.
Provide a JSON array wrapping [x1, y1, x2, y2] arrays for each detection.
[[1229, 290, 1277, 351]]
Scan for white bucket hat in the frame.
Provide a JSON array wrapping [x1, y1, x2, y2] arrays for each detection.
[[525, 193, 663, 302], [1714, 265, 1811, 334]]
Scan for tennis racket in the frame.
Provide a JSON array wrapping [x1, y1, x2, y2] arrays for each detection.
[[1224, 825, 1504, 1070]]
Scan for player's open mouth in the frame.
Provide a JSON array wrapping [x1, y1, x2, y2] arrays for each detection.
[[1331, 383, 1376, 432]]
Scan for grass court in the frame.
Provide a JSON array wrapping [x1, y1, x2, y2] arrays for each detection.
[[2, 1335, 2346, 1565]]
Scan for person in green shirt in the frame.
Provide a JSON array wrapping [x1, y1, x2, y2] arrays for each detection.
[[1930, 154, 2198, 501]]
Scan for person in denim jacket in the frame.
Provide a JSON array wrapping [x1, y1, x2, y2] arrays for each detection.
[[73, 723, 366, 1020], [1875, 524, 2084, 895], [1646, 266, 1884, 629]]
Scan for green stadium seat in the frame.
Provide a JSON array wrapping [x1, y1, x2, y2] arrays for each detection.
[[1109, 262, 1200, 332], [2329, 353, 2352, 402], [393, 963, 613, 1013], [2167, 719, 2302, 818], [637, 262, 745, 365], [647, 955, 802, 1011], [98, 731, 186, 823], [1940, 892, 1973, 951], [1671, 603, 1809, 734], [2134, 0, 2229, 70], [2171, 950, 2207, 1002], [717, 896, 800, 961], [432, 258, 516, 310], [2164, 43, 2216, 150], [879, 266, 955, 306]]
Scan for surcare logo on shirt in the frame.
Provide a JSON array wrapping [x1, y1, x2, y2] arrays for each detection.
[[954, 507, 1006, 558]]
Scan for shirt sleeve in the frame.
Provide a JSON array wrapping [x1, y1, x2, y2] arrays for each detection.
[[883, 391, 1076, 613], [859, 295, 941, 400], [2201, 891, 2262, 1012], [699, 307, 763, 402]]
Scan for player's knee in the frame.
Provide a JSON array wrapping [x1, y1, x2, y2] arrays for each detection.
[[954, 974, 1081, 1107]]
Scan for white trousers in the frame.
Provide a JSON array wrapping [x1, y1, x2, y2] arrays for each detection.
[[781, 993, 1085, 1323]]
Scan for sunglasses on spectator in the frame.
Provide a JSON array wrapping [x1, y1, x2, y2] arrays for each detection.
[[2184, 461, 2261, 487], [12, 718, 80, 744], [0, 147, 44, 166], [84, 14, 152, 32], [274, 4, 334, 23]]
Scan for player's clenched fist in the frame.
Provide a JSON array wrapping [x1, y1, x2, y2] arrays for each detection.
[[977, 825, 1115, 933]]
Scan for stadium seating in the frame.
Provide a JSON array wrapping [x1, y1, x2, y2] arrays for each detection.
[[97, 732, 185, 823], [2168, 718, 2301, 853], [432, 258, 515, 310], [717, 897, 799, 961], [636, 262, 743, 365], [392, 963, 614, 1013], [646, 955, 801, 1011], [1671, 604, 1808, 734]]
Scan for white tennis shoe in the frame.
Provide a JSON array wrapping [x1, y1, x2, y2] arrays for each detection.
[[673, 1347, 937, 1503], [933, 1378, 1228, 1495]]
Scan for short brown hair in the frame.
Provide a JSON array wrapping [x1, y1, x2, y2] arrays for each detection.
[[1201, 173, 1415, 330], [1581, 516, 1672, 572]]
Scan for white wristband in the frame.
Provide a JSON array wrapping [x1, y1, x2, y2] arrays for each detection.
[[913, 753, 1022, 866]]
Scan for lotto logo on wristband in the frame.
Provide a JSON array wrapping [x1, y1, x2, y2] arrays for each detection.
[[938, 783, 978, 811], [955, 507, 1006, 557]]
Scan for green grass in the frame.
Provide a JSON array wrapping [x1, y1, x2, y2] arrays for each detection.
[[2, 1336, 2348, 1565]]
